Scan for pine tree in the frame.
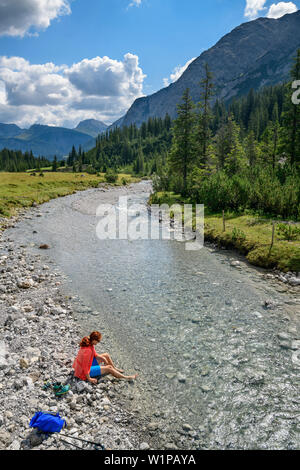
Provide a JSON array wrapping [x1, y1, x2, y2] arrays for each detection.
[[281, 49, 300, 166], [196, 63, 214, 166], [52, 155, 58, 172], [168, 88, 196, 195]]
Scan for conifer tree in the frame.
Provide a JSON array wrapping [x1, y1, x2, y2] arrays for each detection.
[[196, 63, 214, 166], [168, 88, 196, 195]]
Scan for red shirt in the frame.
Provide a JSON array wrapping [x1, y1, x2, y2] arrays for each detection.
[[72, 345, 96, 381]]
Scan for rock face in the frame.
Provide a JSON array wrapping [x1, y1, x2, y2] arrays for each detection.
[[119, 11, 300, 128]]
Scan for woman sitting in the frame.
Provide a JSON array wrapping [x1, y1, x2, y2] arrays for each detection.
[[72, 331, 138, 384]]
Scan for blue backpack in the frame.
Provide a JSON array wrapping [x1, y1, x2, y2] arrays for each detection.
[[30, 412, 66, 433]]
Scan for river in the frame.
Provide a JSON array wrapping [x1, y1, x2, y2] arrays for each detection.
[[8, 181, 300, 449]]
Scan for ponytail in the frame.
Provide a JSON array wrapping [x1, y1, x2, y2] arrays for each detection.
[[79, 331, 102, 348], [79, 336, 90, 347]]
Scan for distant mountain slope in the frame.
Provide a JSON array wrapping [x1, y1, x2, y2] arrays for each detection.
[[0, 123, 96, 159], [75, 119, 108, 137], [119, 11, 300, 128], [0, 124, 95, 159], [0, 123, 23, 139]]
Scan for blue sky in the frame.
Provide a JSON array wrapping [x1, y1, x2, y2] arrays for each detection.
[[0, 0, 299, 127]]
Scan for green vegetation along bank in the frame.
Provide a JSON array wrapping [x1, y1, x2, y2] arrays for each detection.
[[0, 172, 140, 222], [150, 191, 300, 273]]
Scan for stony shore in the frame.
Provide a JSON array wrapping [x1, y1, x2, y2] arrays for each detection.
[[0, 211, 152, 451], [0, 188, 299, 451]]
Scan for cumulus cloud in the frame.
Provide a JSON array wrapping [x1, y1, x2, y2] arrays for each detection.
[[0, 54, 146, 128], [267, 2, 298, 18], [244, 0, 267, 19], [0, 0, 71, 37], [163, 57, 196, 87], [66, 53, 145, 99], [244, 0, 298, 19]]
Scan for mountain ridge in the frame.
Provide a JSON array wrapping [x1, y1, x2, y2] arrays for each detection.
[[118, 11, 300, 128], [0, 119, 107, 159]]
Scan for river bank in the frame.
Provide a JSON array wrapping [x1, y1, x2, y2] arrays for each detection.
[[0, 171, 140, 219], [149, 191, 300, 274], [0, 212, 155, 450], [1, 181, 299, 450]]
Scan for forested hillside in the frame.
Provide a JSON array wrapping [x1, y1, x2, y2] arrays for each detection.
[[0, 148, 50, 172]]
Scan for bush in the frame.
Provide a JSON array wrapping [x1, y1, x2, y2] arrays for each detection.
[[231, 227, 246, 242], [277, 223, 300, 241], [105, 170, 118, 183]]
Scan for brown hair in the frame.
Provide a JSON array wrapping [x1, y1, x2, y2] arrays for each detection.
[[80, 331, 102, 348]]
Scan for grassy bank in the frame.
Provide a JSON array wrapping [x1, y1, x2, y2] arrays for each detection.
[[0, 172, 139, 219], [149, 191, 300, 273]]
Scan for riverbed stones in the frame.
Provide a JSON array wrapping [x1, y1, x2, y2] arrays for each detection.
[[0, 218, 144, 451]]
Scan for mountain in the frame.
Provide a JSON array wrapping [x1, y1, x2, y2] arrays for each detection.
[[0, 123, 23, 139], [118, 11, 300, 128], [75, 119, 108, 137], [0, 123, 97, 159]]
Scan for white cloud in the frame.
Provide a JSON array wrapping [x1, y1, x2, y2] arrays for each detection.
[[244, 0, 267, 19], [244, 0, 298, 19], [0, 0, 71, 37], [163, 57, 196, 87], [0, 54, 146, 128], [129, 0, 142, 7], [65, 53, 145, 99], [267, 2, 298, 18]]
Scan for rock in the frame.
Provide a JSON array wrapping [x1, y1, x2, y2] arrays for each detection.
[[19, 358, 29, 369], [288, 277, 300, 287], [17, 279, 35, 289], [177, 374, 186, 383], [182, 423, 193, 432], [0, 430, 12, 448], [263, 299, 277, 310], [201, 367, 210, 376], [230, 261, 241, 268], [8, 440, 21, 450], [13, 380, 23, 390], [248, 374, 265, 386], [165, 372, 176, 380], [51, 306, 67, 316], [140, 442, 150, 450], [24, 347, 41, 364], [75, 381, 87, 393], [201, 385, 212, 393], [277, 332, 291, 341], [29, 432, 43, 448], [147, 422, 159, 431], [164, 443, 178, 450]]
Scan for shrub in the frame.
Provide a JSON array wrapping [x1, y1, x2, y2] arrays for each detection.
[[231, 227, 246, 242], [277, 223, 300, 241], [105, 170, 118, 183]]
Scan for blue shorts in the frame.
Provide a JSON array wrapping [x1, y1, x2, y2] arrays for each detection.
[[90, 357, 101, 378]]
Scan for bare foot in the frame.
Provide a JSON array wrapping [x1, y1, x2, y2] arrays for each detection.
[[128, 374, 138, 380]]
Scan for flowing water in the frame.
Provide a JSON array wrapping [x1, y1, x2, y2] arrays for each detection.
[[9, 181, 300, 449]]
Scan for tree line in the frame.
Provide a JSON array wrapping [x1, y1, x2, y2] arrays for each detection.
[[65, 50, 300, 220], [0, 148, 50, 172], [159, 50, 300, 220]]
